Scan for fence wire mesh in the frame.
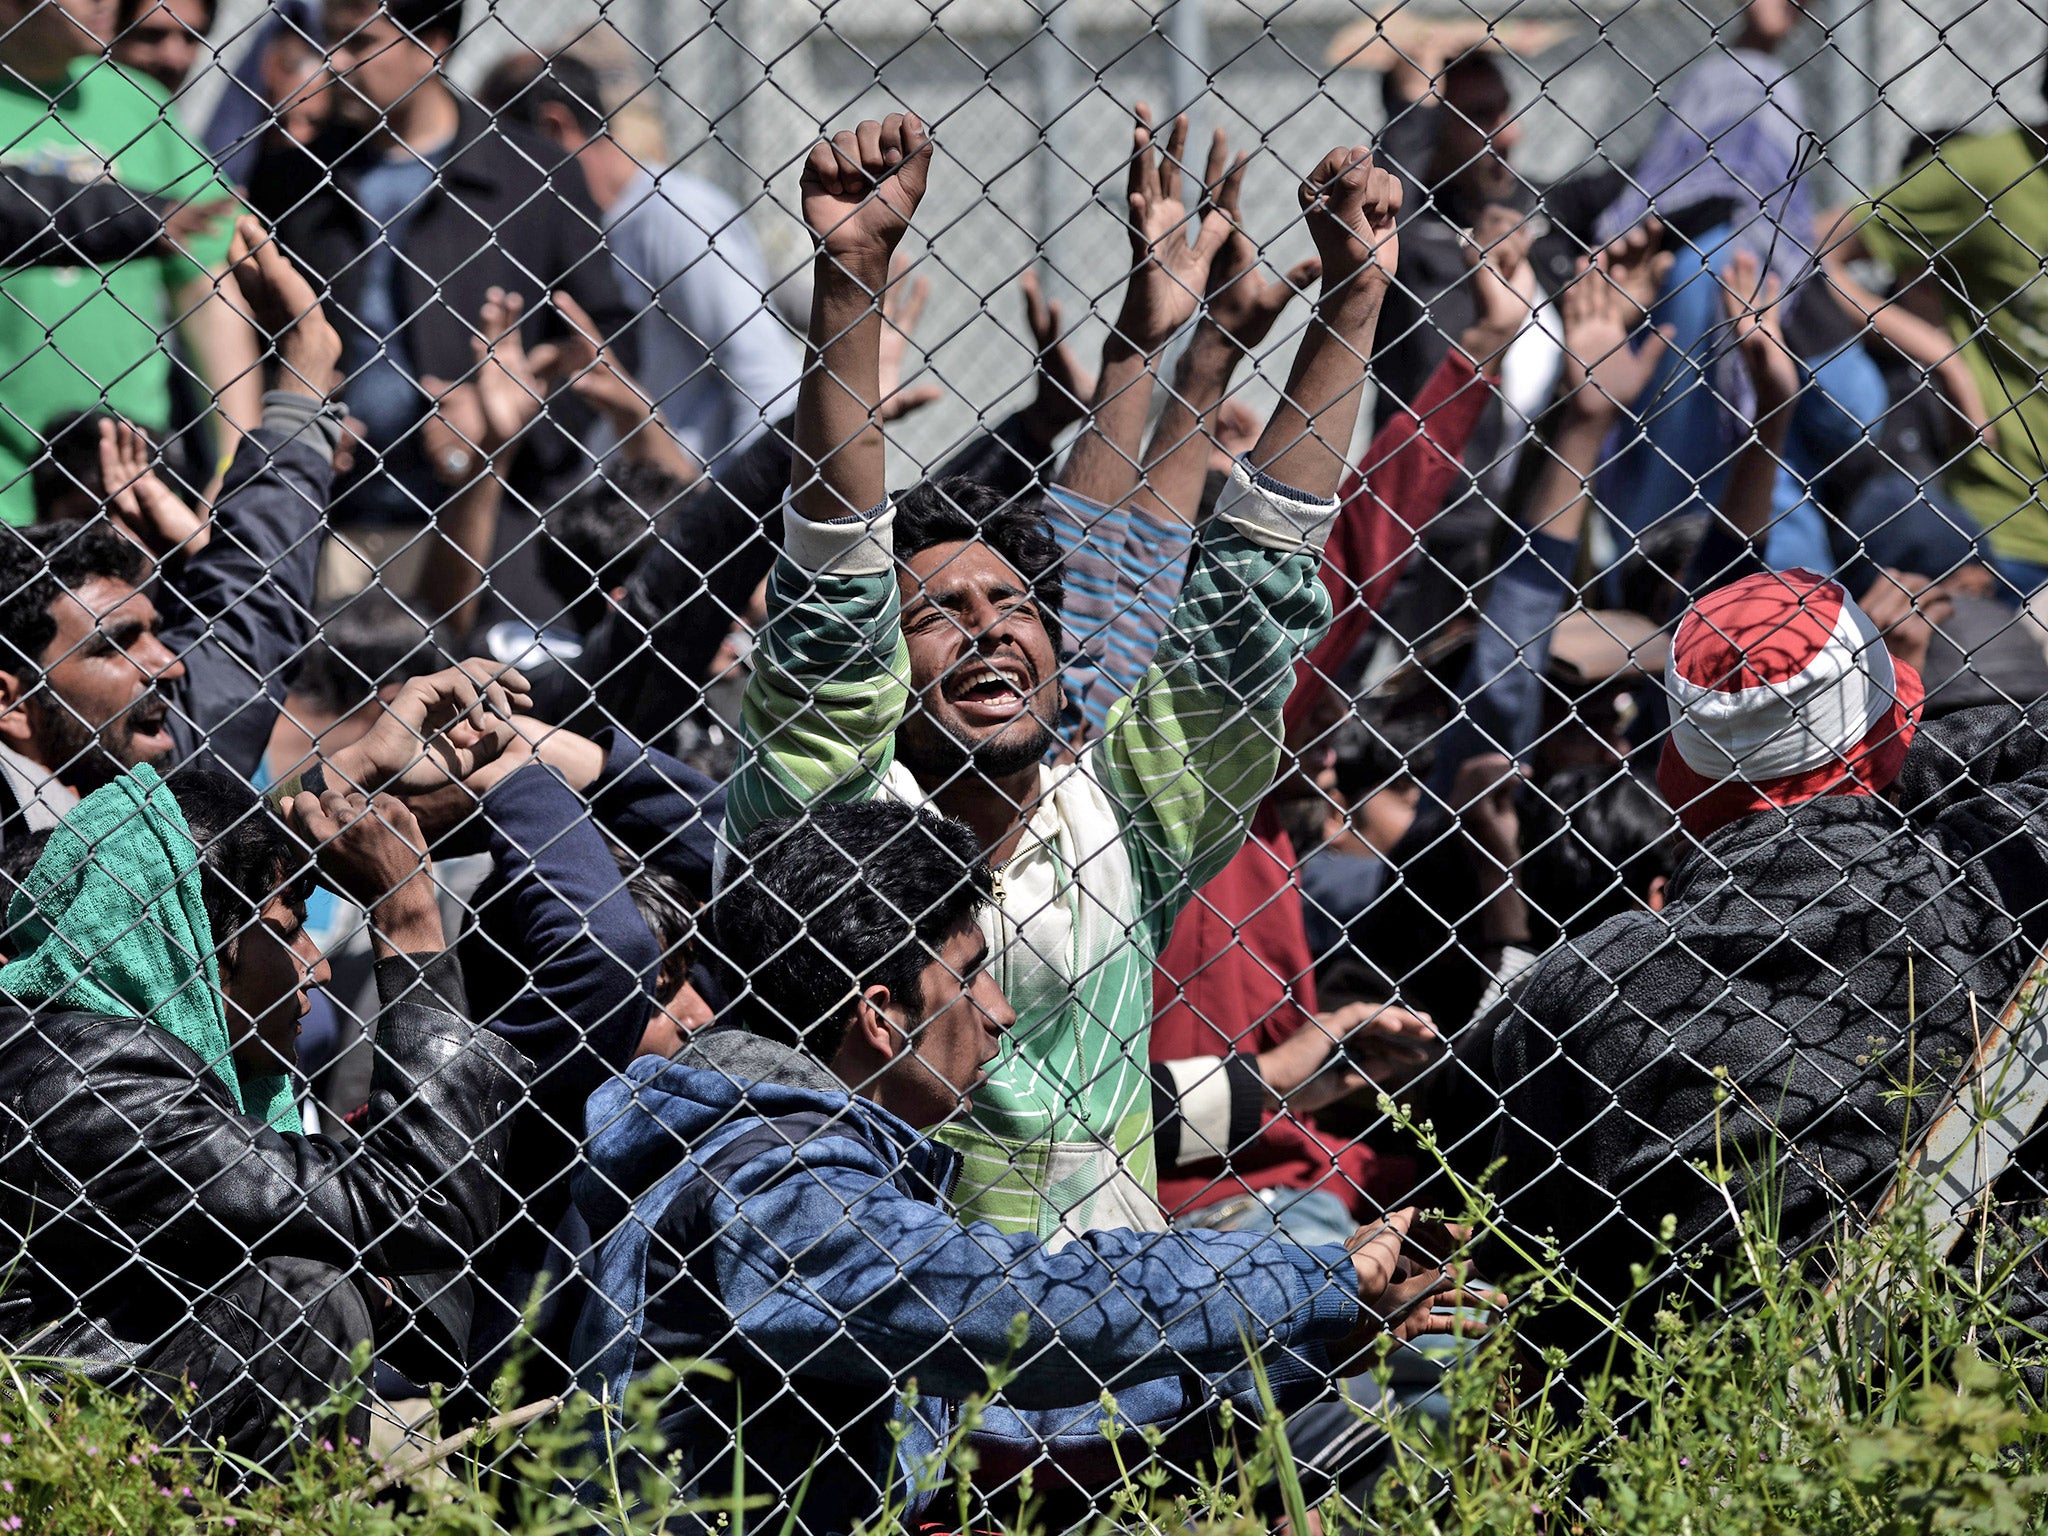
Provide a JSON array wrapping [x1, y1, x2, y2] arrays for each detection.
[[3, 0, 2048, 1525]]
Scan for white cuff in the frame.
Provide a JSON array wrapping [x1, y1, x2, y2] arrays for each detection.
[[782, 498, 895, 576], [1214, 459, 1340, 553], [1163, 1055, 1232, 1166]]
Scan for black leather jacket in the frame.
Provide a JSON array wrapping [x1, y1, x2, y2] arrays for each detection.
[[0, 952, 531, 1379]]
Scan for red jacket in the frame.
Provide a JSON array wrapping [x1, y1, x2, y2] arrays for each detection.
[[1153, 350, 1494, 1217]]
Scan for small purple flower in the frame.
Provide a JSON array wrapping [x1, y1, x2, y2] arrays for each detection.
[[0, 1433, 12, 1446], [179, 1486, 192, 1498], [224, 1519, 238, 1528], [319, 1439, 333, 1453], [1679, 1457, 1691, 1469], [1, 1480, 12, 1492], [5, 1514, 20, 1530]]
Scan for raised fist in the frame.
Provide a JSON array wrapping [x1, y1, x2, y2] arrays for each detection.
[[802, 112, 933, 270]]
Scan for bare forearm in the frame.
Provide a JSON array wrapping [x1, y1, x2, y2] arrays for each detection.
[[1251, 294, 1383, 498], [417, 475, 502, 638], [793, 255, 892, 523], [1719, 422, 1790, 545], [1130, 331, 1236, 524], [179, 275, 264, 452], [368, 879, 447, 959], [1523, 413, 1608, 545], [612, 409, 701, 483], [1057, 337, 1158, 510]]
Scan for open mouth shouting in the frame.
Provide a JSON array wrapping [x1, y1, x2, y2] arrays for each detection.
[[943, 655, 1039, 729], [122, 694, 175, 760]]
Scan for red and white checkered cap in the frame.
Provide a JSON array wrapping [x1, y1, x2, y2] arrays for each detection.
[[1656, 569, 1922, 836]]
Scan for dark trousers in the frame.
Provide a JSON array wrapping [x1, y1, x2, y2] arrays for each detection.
[[129, 1258, 374, 1471]]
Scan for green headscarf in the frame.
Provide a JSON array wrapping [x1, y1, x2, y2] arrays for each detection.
[[0, 764, 299, 1132]]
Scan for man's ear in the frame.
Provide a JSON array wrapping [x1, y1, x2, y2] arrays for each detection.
[[1645, 874, 1669, 914], [0, 667, 34, 747], [537, 100, 588, 152], [849, 984, 903, 1061]]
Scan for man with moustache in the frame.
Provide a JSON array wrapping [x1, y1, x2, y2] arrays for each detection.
[[726, 112, 1404, 1243], [0, 217, 342, 846]]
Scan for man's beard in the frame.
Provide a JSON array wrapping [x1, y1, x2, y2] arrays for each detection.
[[25, 692, 168, 795], [897, 707, 1058, 788]]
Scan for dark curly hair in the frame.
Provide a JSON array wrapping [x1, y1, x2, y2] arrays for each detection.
[[712, 800, 992, 1063], [892, 477, 1065, 652], [0, 520, 149, 677]]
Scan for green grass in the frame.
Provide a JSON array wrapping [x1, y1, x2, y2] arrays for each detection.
[[6, 1154, 2048, 1535]]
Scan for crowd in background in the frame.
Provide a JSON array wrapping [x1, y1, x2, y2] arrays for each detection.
[[3, 0, 2048, 1524]]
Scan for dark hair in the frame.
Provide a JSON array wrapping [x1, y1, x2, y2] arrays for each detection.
[[542, 464, 686, 629], [0, 520, 150, 677], [1517, 766, 1678, 945], [1441, 51, 1510, 117], [1330, 712, 1438, 806], [168, 770, 312, 959], [617, 847, 698, 1003], [116, 0, 220, 36], [31, 411, 120, 522], [892, 477, 1066, 652], [288, 590, 444, 718], [478, 49, 605, 135], [379, 0, 465, 46], [713, 801, 992, 1062]]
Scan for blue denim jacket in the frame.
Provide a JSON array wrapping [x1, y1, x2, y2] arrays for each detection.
[[572, 1030, 1360, 1534]]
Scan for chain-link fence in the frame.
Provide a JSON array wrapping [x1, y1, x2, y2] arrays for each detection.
[[4, 0, 2048, 1525]]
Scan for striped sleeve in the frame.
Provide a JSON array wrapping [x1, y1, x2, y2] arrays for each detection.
[[1043, 487, 1197, 738], [1096, 462, 1336, 946], [727, 501, 910, 842]]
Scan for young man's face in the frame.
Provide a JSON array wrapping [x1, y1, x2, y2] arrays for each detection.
[[224, 891, 331, 1078], [895, 541, 1062, 784], [112, 0, 209, 93], [321, 0, 442, 120], [1434, 70, 1521, 206], [5, 578, 188, 791], [873, 918, 1013, 1130]]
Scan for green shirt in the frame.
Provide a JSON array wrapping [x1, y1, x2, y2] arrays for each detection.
[[1856, 129, 2048, 565], [0, 59, 235, 525]]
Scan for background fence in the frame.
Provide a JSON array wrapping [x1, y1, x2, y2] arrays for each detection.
[[5, 0, 2048, 1527]]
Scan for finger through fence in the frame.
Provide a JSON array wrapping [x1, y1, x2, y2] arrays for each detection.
[[0, 0, 2047, 1529]]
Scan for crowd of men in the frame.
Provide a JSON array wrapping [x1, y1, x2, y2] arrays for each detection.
[[3, 0, 2048, 1524]]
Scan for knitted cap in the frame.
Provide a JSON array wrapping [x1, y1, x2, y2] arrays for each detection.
[[1656, 569, 1922, 836]]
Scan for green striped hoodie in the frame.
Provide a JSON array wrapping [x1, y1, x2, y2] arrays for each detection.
[[727, 462, 1337, 1242]]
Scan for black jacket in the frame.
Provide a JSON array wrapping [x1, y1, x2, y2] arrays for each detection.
[[1428, 703, 2048, 1372], [246, 100, 633, 498], [0, 951, 531, 1382]]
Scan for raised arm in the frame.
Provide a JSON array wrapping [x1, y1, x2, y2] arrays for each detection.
[[1684, 250, 1800, 593], [790, 113, 931, 525], [1096, 147, 1402, 924], [1130, 141, 1320, 528], [1245, 145, 1402, 498], [1425, 252, 1672, 789], [158, 217, 342, 781], [727, 116, 931, 840], [1055, 108, 1229, 512]]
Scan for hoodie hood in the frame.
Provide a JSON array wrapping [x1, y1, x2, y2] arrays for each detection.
[[577, 1027, 900, 1237], [0, 766, 297, 1132]]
